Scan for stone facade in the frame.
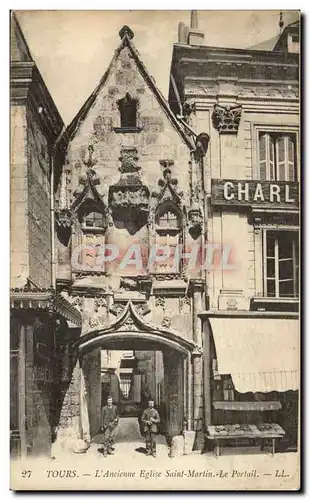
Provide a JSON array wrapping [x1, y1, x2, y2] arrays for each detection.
[[27, 106, 52, 288]]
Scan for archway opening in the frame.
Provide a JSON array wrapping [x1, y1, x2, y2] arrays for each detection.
[[80, 334, 188, 451]]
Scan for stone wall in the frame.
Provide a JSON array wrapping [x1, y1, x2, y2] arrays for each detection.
[[82, 348, 102, 437], [11, 103, 53, 290], [27, 105, 52, 289], [10, 105, 29, 287]]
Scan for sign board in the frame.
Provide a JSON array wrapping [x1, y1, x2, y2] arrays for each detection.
[[211, 179, 299, 208]]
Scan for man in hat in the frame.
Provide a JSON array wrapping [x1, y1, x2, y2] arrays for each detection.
[[100, 396, 119, 457], [141, 397, 160, 458]]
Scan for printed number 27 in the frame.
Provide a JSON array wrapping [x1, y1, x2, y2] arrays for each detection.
[[21, 470, 32, 478]]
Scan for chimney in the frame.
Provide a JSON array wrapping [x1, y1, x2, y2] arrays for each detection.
[[188, 10, 204, 46], [178, 21, 188, 44]]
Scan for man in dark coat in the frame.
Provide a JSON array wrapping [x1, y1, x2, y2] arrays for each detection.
[[100, 396, 119, 457], [141, 398, 160, 457]]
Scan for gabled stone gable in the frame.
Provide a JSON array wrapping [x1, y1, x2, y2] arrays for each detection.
[[60, 35, 192, 213]]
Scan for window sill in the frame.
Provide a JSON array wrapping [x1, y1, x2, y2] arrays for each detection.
[[73, 270, 106, 277], [81, 225, 106, 234], [250, 296, 299, 312], [155, 227, 180, 235], [113, 127, 142, 134]]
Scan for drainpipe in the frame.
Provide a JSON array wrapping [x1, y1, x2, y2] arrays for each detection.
[[50, 126, 66, 290]]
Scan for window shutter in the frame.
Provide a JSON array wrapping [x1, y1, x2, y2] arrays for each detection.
[[259, 133, 275, 180], [287, 135, 296, 181], [259, 133, 268, 180], [269, 134, 275, 180], [276, 136, 287, 181]]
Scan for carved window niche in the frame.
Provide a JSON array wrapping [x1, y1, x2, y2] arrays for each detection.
[[75, 202, 108, 274], [153, 203, 182, 275], [114, 92, 142, 133]]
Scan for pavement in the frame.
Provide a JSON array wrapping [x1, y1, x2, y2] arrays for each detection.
[[10, 419, 300, 491]]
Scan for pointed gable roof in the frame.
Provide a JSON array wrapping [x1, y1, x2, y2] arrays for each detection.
[[66, 25, 193, 149]]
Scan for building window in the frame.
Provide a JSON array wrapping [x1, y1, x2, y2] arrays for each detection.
[[79, 202, 107, 233], [117, 93, 137, 129], [263, 230, 299, 298], [83, 211, 105, 229], [75, 203, 107, 274], [153, 204, 182, 274], [155, 205, 181, 233], [259, 132, 297, 182], [156, 209, 180, 230], [120, 374, 132, 399]]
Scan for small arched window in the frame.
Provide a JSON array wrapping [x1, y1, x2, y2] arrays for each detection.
[[84, 211, 105, 229], [155, 205, 181, 234], [79, 203, 107, 233], [117, 93, 137, 129]]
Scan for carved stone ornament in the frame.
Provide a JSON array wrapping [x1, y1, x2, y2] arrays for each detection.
[[71, 295, 85, 312], [119, 25, 134, 40], [192, 345, 203, 356], [212, 104, 242, 134], [179, 295, 190, 312], [72, 145, 107, 217], [194, 132, 210, 161], [154, 273, 183, 281], [89, 316, 107, 329], [119, 277, 139, 292], [108, 147, 150, 227], [155, 296, 165, 310], [161, 316, 172, 329], [94, 296, 107, 313], [109, 303, 126, 316], [188, 202, 203, 239], [123, 316, 138, 331], [182, 100, 195, 123], [151, 159, 183, 205], [55, 209, 72, 229], [134, 303, 151, 317]]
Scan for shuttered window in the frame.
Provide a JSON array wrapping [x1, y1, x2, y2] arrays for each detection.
[[259, 132, 297, 181]]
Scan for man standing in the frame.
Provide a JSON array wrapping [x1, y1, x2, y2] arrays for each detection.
[[141, 398, 160, 458], [100, 396, 119, 457]]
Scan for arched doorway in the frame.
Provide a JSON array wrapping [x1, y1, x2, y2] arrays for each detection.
[[56, 302, 196, 453]]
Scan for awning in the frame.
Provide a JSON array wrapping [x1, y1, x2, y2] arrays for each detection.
[[209, 317, 299, 393]]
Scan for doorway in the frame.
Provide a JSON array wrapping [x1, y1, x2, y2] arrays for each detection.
[[81, 343, 186, 447]]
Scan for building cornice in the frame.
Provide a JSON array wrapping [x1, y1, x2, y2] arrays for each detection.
[[198, 310, 299, 320], [10, 289, 82, 326], [169, 44, 299, 109], [10, 61, 64, 143]]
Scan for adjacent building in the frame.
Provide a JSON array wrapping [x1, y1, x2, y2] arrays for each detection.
[[10, 14, 81, 458], [169, 11, 299, 451]]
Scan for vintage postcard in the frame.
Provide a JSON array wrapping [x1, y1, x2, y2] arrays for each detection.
[[10, 10, 300, 490]]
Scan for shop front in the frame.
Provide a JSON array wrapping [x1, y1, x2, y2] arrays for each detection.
[[200, 312, 299, 454]]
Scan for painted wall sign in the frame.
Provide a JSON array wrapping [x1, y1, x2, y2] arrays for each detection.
[[211, 179, 299, 207]]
